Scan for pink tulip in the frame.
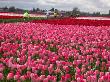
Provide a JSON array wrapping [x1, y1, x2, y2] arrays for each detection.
[[63, 66, 70, 72], [108, 67, 110, 72], [0, 73, 3, 80], [81, 67, 86, 73], [7, 72, 14, 80], [87, 76, 91, 82], [94, 70, 99, 75], [43, 78, 48, 82], [55, 68, 61, 74], [100, 72, 104, 77], [14, 74, 20, 80], [98, 77, 104, 82], [0, 66, 4, 72], [77, 60, 82, 65], [40, 75, 45, 80], [77, 77, 81, 82], [20, 75, 26, 81], [96, 61, 100, 66], [65, 74, 71, 79]]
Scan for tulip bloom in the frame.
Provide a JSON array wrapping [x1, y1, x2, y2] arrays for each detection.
[[7, 72, 14, 80], [0, 73, 3, 80]]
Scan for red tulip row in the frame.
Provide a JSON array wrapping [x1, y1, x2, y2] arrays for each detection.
[[31, 17, 110, 26]]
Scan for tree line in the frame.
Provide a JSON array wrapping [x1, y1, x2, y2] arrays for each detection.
[[0, 6, 110, 17]]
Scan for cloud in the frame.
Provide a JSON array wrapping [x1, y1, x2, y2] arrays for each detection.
[[0, 0, 110, 13]]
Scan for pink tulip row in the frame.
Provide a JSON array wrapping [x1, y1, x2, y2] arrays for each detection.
[[0, 15, 23, 19], [0, 23, 110, 82], [0, 12, 46, 18]]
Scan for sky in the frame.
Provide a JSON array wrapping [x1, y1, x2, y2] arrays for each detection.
[[0, 0, 110, 14]]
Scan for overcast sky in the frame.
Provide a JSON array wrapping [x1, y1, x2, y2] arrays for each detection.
[[0, 0, 110, 14]]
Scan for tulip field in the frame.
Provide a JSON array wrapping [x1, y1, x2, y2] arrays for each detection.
[[0, 13, 46, 23], [0, 17, 110, 82]]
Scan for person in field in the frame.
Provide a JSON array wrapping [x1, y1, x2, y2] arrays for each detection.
[[23, 11, 30, 18], [54, 12, 57, 18], [60, 11, 64, 18], [46, 11, 50, 19]]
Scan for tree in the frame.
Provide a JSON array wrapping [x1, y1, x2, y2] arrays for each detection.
[[109, 10, 110, 15], [50, 8, 55, 12], [36, 8, 40, 12], [32, 8, 36, 12], [72, 7, 80, 16], [3, 6, 8, 11], [92, 12, 101, 16], [9, 6, 15, 12]]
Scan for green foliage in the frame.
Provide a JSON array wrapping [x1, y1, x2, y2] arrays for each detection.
[[37, 69, 41, 76], [22, 79, 31, 82], [0, 52, 3, 58], [69, 67, 76, 75], [3, 68, 10, 77], [68, 56, 74, 62], [31, 54, 40, 60], [78, 64, 82, 69], [45, 70, 49, 76], [0, 17, 46, 23], [48, 46, 58, 52], [69, 66, 76, 80], [56, 73, 61, 81], [1, 79, 17, 82], [22, 68, 27, 75]]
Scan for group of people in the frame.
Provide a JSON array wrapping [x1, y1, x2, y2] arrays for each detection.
[[46, 11, 80, 19], [46, 12, 63, 18], [46, 11, 58, 19], [23, 11, 59, 19], [23, 11, 79, 19]]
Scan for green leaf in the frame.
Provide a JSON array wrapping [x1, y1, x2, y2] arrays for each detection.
[[68, 57, 74, 62], [37, 70, 41, 76], [56, 73, 61, 81], [23, 79, 31, 82], [3, 68, 10, 77], [45, 70, 49, 76], [0, 52, 3, 58], [48, 46, 58, 52], [22, 68, 27, 75]]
